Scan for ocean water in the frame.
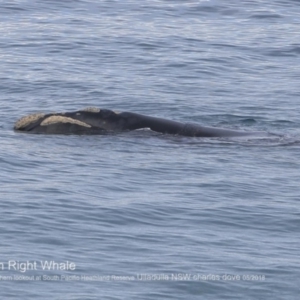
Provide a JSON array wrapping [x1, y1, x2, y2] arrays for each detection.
[[1, 0, 300, 299]]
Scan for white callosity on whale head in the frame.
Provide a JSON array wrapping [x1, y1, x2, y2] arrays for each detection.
[[81, 107, 121, 114], [40, 116, 91, 128], [14, 113, 45, 130], [81, 107, 101, 113]]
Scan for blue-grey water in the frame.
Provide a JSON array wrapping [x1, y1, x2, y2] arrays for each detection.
[[1, 0, 300, 299]]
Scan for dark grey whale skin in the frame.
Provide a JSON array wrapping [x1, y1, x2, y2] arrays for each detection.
[[14, 108, 262, 137]]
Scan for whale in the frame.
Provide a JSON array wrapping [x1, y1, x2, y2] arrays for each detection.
[[14, 107, 263, 137]]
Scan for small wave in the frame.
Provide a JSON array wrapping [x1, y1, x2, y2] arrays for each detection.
[[250, 13, 282, 19], [265, 45, 300, 57], [0, 4, 27, 14]]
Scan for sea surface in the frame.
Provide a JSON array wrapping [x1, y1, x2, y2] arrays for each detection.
[[1, 0, 300, 299]]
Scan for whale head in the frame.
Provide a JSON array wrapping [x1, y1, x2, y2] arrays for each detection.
[[14, 107, 124, 134]]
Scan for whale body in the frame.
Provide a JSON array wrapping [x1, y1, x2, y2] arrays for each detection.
[[14, 107, 263, 137]]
